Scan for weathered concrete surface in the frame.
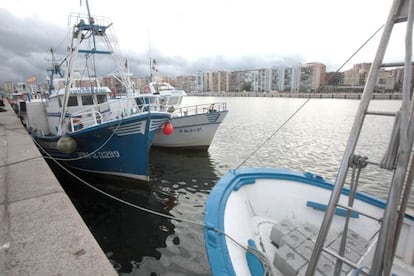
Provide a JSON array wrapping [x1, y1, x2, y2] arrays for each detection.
[[0, 101, 117, 275]]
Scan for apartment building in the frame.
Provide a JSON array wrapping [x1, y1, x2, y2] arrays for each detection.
[[211, 71, 229, 92], [202, 72, 214, 92], [194, 72, 204, 92], [304, 62, 326, 91], [0, 82, 16, 93], [342, 63, 371, 87], [3, 62, 405, 95], [176, 75, 196, 92], [340, 63, 404, 92], [269, 66, 300, 92]]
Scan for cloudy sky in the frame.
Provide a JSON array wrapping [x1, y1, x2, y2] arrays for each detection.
[[0, 0, 406, 83]]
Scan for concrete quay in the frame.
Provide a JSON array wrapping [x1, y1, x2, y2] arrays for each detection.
[[0, 101, 117, 275]]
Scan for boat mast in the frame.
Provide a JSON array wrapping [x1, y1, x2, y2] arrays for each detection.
[[148, 29, 153, 83], [46, 48, 63, 96], [58, 0, 135, 135], [57, 24, 83, 136]]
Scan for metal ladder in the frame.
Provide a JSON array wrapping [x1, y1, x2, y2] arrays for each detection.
[[306, 0, 414, 275]]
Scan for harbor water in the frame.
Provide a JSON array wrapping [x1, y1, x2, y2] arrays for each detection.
[[51, 96, 414, 275]]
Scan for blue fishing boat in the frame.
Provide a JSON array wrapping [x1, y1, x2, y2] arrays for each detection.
[[204, 0, 414, 275], [24, 1, 171, 181]]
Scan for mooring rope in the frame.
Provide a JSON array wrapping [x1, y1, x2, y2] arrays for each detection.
[[236, 24, 384, 170], [33, 116, 124, 162], [0, 23, 387, 276], [44, 146, 205, 227], [43, 141, 273, 275], [236, 97, 311, 169]]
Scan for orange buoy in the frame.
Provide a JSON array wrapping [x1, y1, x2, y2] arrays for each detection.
[[162, 122, 174, 135]]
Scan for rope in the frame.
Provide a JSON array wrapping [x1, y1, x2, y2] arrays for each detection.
[[246, 245, 274, 276], [211, 227, 274, 276], [335, 25, 384, 74], [381, 109, 401, 169], [2, 22, 387, 274], [236, 23, 385, 169], [40, 141, 274, 275], [335, 155, 367, 274], [32, 114, 123, 162], [43, 146, 205, 227], [236, 98, 311, 169]]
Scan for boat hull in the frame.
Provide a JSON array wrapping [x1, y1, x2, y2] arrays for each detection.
[[152, 110, 228, 150], [204, 168, 414, 276], [33, 112, 169, 181]]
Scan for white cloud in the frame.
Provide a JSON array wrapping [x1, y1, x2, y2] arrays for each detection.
[[0, 0, 406, 82]]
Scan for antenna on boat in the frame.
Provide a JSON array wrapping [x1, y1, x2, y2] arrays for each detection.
[[148, 29, 152, 82], [147, 29, 160, 83], [85, 0, 92, 22], [45, 48, 64, 95]]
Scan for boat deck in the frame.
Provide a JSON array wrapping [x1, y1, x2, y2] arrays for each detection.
[[266, 219, 370, 275]]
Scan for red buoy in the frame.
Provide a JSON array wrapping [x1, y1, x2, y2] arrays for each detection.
[[163, 122, 174, 135]]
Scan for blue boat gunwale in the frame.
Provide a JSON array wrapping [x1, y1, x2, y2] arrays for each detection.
[[204, 167, 414, 276], [34, 110, 169, 139]]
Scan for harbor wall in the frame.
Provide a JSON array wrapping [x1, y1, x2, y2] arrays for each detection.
[[187, 91, 402, 100], [0, 100, 117, 275]]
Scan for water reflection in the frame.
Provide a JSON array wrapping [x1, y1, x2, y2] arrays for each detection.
[[139, 148, 218, 275], [47, 146, 218, 275], [46, 97, 413, 275], [47, 161, 176, 274], [150, 147, 219, 193]]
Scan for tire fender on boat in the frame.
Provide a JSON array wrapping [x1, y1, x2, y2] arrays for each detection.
[[57, 135, 77, 154]]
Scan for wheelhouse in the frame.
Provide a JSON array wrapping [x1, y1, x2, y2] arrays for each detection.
[[49, 87, 111, 108]]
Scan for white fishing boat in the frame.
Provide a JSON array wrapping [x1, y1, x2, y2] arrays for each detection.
[[24, 0, 171, 181], [204, 0, 414, 275], [10, 82, 27, 115], [145, 81, 228, 150]]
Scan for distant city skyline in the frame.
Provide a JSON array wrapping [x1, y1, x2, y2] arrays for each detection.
[[2, 61, 402, 96], [0, 0, 404, 82]]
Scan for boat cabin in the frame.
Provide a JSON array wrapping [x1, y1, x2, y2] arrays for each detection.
[[49, 87, 111, 110], [144, 82, 187, 111], [25, 86, 112, 136]]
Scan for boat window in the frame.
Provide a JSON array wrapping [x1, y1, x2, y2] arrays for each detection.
[[67, 96, 78, 106], [168, 97, 180, 105], [97, 94, 107, 104], [81, 95, 94, 105], [158, 85, 171, 91], [135, 97, 144, 107], [148, 97, 159, 105]]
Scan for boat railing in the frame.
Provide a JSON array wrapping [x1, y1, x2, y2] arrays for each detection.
[[172, 102, 227, 117], [110, 95, 161, 113], [69, 108, 103, 132], [68, 100, 127, 132], [68, 95, 163, 132], [133, 95, 162, 113]]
